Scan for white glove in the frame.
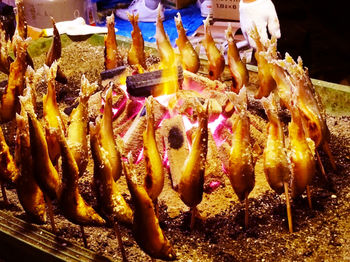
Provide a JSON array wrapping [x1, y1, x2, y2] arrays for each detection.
[[239, 0, 280, 49]]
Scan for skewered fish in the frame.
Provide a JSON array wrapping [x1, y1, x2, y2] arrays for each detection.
[[143, 97, 164, 202], [202, 15, 225, 80], [225, 23, 248, 93], [249, 26, 276, 99], [283, 54, 335, 169], [43, 61, 66, 165], [15, 75, 46, 224], [175, 12, 200, 73], [100, 85, 122, 181], [26, 104, 62, 200], [127, 13, 146, 69], [122, 156, 176, 261], [104, 13, 121, 70], [57, 127, 106, 226], [12, 0, 34, 69], [0, 125, 18, 183], [178, 101, 209, 222], [0, 21, 12, 74], [261, 94, 293, 232], [156, 5, 176, 69], [90, 119, 133, 225], [45, 18, 67, 83], [227, 87, 255, 227], [227, 87, 255, 202], [288, 102, 316, 199], [0, 36, 28, 123], [261, 94, 290, 194], [67, 75, 97, 176]]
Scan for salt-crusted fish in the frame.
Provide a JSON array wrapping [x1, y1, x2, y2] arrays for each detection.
[[202, 15, 225, 80]]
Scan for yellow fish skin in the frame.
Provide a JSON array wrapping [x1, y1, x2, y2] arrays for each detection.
[[123, 159, 176, 261], [104, 13, 121, 70], [249, 26, 276, 99], [67, 75, 97, 176], [227, 88, 255, 202], [27, 112, 62, 200], [225, 23, 248, 94], [0, 36, 28, 123], [143, 97, 164, 202], [100, 86, 122, 181], [42, 62, 66, 165], [58, 129, 105, 226], [156, 7, 176, 69], [178, 101, 209, 208], [127, 13, 146, 69], [0, 125, 19, 183], [288, 104, 316, 198], [261, 95, 290, 195], [175, 12, 200, 73], [90, 120, 133, 225], [15, 84, 46, 224], [202, 16, 225, 80]]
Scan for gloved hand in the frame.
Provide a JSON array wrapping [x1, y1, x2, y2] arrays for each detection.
[[239, 0, 280, 49]]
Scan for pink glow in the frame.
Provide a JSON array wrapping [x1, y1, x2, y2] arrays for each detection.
[[155, 93, 176, 108], [209, 181, 221, 192], [135, 147, 144, 164]]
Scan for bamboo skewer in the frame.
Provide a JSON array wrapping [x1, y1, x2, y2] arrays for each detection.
[[1, 183, 8, 206], [316, 150, 328, 182], [283, 182, 293, 233], [323, 141, 336, 170], [306, 186, 312, 209], [113, 221, 128, 262], [44, 194, 57, 234], [244, 192, 249, 228], [80, 225, 88, 248], [190, 207, 197, 230]]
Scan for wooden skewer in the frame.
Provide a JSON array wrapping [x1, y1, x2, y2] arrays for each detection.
[[316, 150, 328, 182], [306, 185, 312, 209], [190, 207, 197, 230], [113, 221, 128, 262], [244, 192, 249, 228], [44, 194, 57, 234], [1, 183, 9, 206], [80, 225, 88, 248], [283, 182, 293, 233], [323, 141, 336, 170]]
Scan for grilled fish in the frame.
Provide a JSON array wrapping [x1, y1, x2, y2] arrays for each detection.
[[175, 12, 200, 73], [15, 81, 46, 224], [100, 86, 122, 181], [261, 94, 289, 194], [227, 87, 255, 202], [57, 127, 106, 226], [0, 36, 28, 123], [45, 18, 67, 83], [90, 120, 133, 225], [104, 13, 121, 70], [249, 26, 276, 99], [122, 157, 176, 260], [43, 61, 66, 165], [127, 13, 146, 69], [202, 15, 225, 80], [67, 75, 97, 176], [288, 102, 316, 198], [143, 97, 164, 202], [26, 106, 62, 200], [178, 101, 209, 208]]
